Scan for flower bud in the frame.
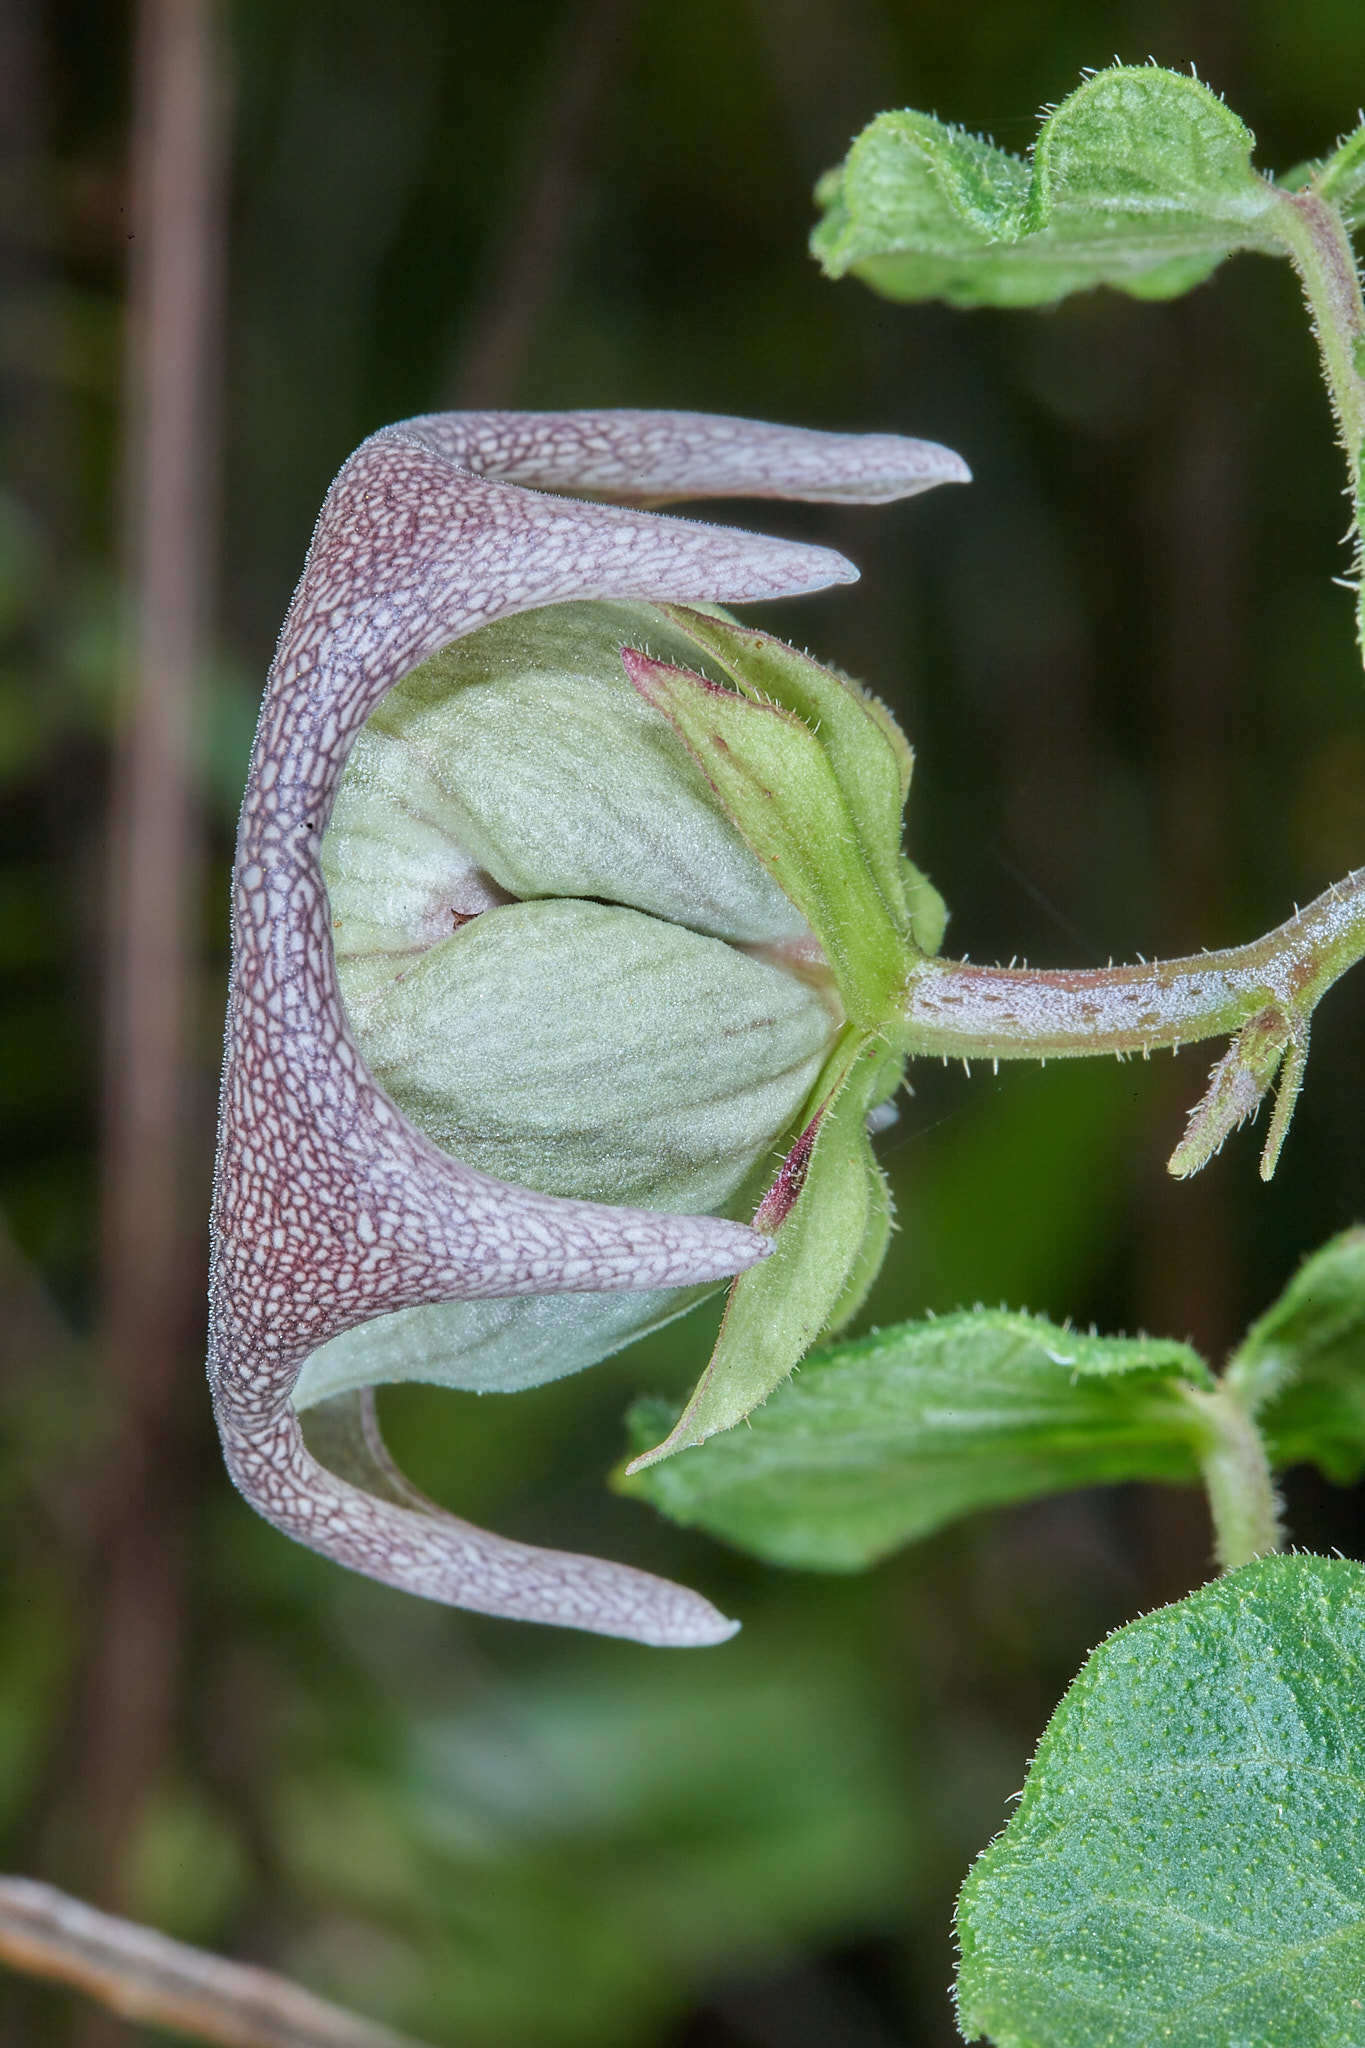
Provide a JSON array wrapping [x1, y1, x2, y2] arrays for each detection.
[[209, 406, 968, 1643], [298, 600, 843, 1405]]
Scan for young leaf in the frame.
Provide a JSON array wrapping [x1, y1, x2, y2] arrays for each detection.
[[624, 1034, 888, 1474], [956, 1556, 1365, 2048], [620, 1309, 1211, 1568], [813, 65, 1281, 309], [1226, 1228, 1365, 1484]]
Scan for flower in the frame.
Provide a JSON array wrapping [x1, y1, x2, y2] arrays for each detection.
[[208, 409, 968, 1645]]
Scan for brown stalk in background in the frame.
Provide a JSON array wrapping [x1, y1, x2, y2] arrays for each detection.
[[452, 0, 636, 407], [0, 1880, 431, 2048], [75, 0, 224, 1986]]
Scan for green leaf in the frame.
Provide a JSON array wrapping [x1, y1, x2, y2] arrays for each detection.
[[1316, 120, 1365, 225], [622, 648, 908, 1025], [812, 65, 1281, 310], [620, 1309, 1212, 1567], [624, 1033, 888, 1473], [956, 1555, 1365, 2048], [663, 606, 917, 933], [1227, 1228, 1365, 1484]]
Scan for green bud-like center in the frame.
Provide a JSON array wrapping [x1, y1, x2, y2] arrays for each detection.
[[299, 600, 867, 1406]]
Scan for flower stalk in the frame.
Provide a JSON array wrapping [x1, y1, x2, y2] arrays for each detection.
[[899, 865, 1365, 1176]]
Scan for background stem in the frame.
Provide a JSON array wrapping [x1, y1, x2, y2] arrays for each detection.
[[79, 0, 224, 1965], [0, 1879, 428, 2048]]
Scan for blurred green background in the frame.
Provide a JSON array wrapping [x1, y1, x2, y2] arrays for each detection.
[[3, 2, 1364, 2043]]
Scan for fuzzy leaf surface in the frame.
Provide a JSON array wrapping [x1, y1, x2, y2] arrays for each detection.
[[1228, 1228, 1365, 1484], [621, 1310, 1211, 1566], [812, 65, 1281, 308], [956, 1556, 1365, 2048]]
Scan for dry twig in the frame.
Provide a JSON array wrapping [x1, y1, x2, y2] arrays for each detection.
[[0, 1878, 431, 2048]]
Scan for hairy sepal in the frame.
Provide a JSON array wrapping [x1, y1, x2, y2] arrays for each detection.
[[625, 1032, 892, 1472], [621, 649, 908, 1027]]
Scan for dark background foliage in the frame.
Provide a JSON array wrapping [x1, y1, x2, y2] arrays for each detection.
[[2, 1, 1363, 2042]]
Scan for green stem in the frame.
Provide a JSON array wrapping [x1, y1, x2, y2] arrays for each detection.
[[1179, 1383, 1283, 1572], [900, 867, 1365, 1062], [1273, 187, 1365, 665], [896, 868, 1365, 1177]]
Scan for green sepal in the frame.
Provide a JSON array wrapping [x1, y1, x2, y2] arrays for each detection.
[[622, 649, 909, 1025], [661, 606, 917, 932], [621, 1309, 1211, 1567], [812, 65, 1280, 310], [1227, 1228, 1365, 1483], [956, 1556, 1365, 2047], [623, 1031, 889, 1473], [901, 858, 947, 956]]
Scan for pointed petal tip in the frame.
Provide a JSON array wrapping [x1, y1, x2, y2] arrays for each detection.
[[633, 1587, 742, 1647], [681, 1609, 742, 1648], [833, 433, 972, 501], [699, 531, 859, 604], [653, 1213, 773, 1286]]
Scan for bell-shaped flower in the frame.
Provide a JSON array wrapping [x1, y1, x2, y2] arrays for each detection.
[[208, 409, 967, 1646]]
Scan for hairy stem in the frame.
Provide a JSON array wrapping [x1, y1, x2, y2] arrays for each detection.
[[901, 867, 1365, 1061], [1273, 187, 1365, 664], [1178, 1385, 1283, 1572]]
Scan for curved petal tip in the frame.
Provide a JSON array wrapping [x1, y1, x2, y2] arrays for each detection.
[[824, 431, 972, 502]]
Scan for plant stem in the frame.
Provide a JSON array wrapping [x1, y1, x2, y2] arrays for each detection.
[[900, 866, 1365, 1061], [0, 1876, 428, 2048], [1178, 1384, 1283, 1572], [1273, 187, 1365, 664]]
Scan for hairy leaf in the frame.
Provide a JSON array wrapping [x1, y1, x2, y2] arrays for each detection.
[[1227, 1228, 1365, 1484], [813, 65, 1281, 309], [621, 1309, 1212, 1566], [956, 1556, 1365, 2048]]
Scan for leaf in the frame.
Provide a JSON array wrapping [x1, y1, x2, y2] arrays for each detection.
[[624, 1033, 887, 1473], [812, 66, 1281, 310], [621, 649, 908, 1025], [956, 1555, 1365, 2048], [620, 1309, 1212, 1567], [1227, 1228, 1365, 1484]]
